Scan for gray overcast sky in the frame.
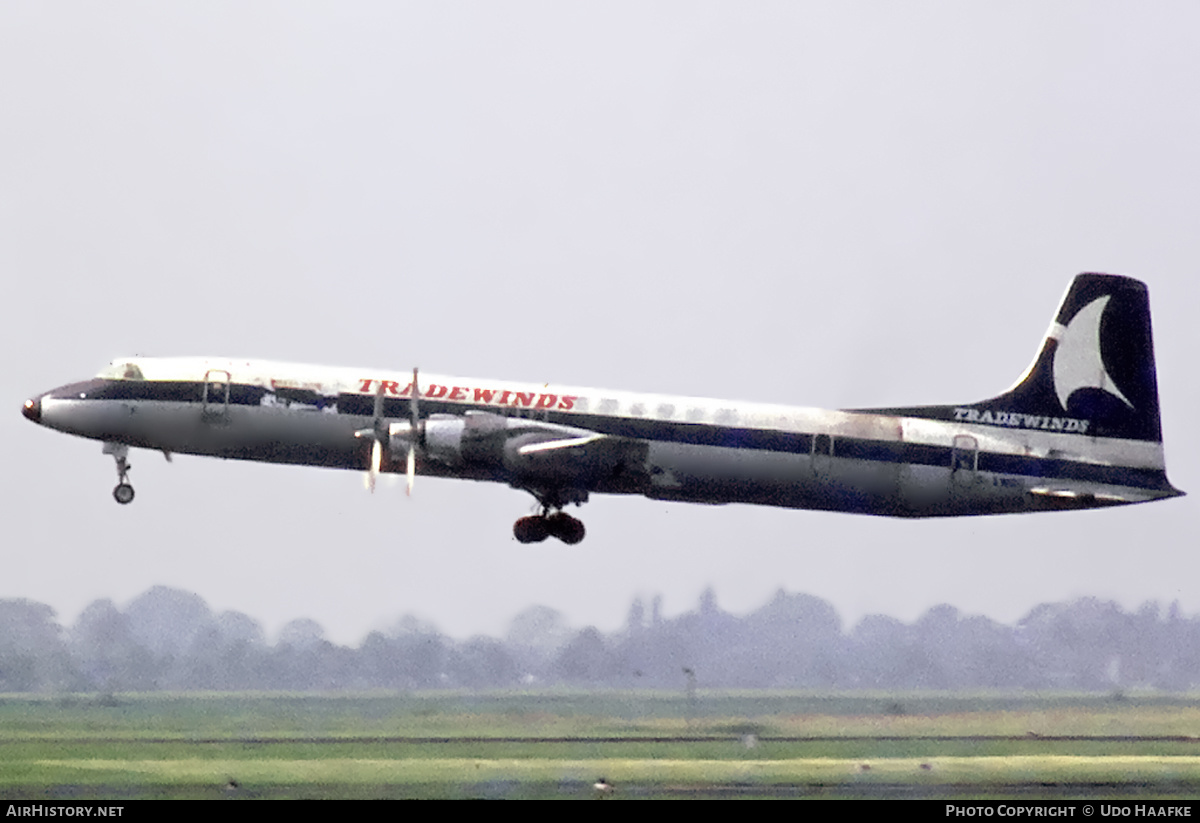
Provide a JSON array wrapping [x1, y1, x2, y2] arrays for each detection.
[[2, 2, 1198, 644]]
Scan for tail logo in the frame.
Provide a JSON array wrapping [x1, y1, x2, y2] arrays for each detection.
[[1050, 295, 1135, 413]]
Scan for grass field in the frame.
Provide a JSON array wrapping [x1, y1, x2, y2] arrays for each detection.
[[1, 691, 1199, 799]]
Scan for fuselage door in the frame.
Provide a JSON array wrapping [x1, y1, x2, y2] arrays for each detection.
[[951, 434, 979, 483], [810, 433, 834, 480], [202, 369, 231, 425]]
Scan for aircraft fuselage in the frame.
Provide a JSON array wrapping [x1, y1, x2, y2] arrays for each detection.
[[21, 274, 1184, 541], [25, 357, 1176, 519]]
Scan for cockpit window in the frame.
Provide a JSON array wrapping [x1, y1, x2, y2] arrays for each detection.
[[97, 362, 146, 380]]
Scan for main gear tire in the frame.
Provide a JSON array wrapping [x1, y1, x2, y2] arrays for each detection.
[[546, 512, 586, 545], [514, 515, 550, 543]]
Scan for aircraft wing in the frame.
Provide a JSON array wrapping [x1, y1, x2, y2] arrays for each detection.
[[516, 432, 606, 455], [401, 411, 645, 495], [491, 415, 641, 488]]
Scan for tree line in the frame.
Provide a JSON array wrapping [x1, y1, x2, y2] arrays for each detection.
[[2, 586, 1198, 692]]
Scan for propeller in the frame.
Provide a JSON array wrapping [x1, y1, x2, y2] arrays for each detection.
[[406, 367, 419, 495], [355, 382, 388, 492], [355, 368, 422, 495]]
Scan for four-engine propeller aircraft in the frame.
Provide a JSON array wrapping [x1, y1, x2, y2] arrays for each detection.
[[22, 273, 1183, 543]]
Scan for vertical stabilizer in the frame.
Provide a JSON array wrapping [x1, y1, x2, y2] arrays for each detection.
[[866, 273, 1168, 444], [988, 273, 1162, 442]]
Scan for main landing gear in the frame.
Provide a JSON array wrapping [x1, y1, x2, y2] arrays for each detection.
[[514, 510, 586, 545], [104, 442, 135, 505], [514, 488, 588, 544]]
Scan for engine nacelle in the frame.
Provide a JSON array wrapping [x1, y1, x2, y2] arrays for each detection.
[[423, 415, 468, 463], [388, 413, 509, 467], [385, 412, 642, 486]]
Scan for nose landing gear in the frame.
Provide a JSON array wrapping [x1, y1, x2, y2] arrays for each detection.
[[104, 442, 135, 505], [113, 482, 135, 505]]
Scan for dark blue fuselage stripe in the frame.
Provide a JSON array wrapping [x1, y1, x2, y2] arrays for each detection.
[[58, 380, 1174, 492]]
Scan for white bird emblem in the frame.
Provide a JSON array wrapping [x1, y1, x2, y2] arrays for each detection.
[[1050, 295, 1134, 412]]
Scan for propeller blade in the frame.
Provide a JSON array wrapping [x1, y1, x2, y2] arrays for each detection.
[[410, 367, 420, 430], [406, 444, 416, 496], [367, 438, 382, 492], [359, 381, 389, 492], [407, 367, 420, 496], [372, 380, 385, 420]]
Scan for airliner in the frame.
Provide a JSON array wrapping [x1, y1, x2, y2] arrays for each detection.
[[21, 273, 1183, 543]]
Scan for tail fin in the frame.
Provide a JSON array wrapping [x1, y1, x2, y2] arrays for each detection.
[[986, 273, 1162, 442], [870, 273, 1166, 443]]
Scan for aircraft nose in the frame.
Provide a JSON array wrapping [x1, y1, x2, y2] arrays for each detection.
[[22, 396, 41, 423]]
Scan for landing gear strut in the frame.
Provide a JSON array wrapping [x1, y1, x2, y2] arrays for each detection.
[[513, 490, 588, 544], [104, 443, 135, 505]]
